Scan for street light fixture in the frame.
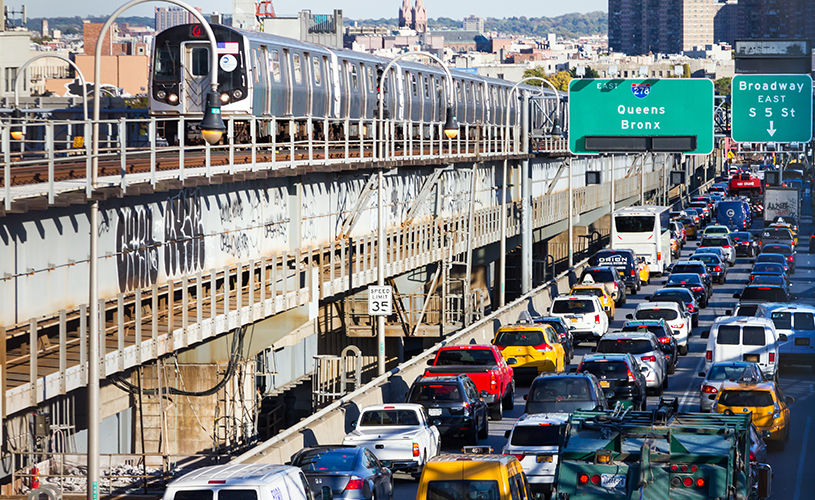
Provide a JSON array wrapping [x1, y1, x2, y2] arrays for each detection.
[[10, 108, 23, 141], [443, 106, 459, 140], [200, 91, 226, 145]]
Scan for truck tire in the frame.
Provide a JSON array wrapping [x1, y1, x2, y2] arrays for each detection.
[[679, 344, 689, 356], [467, 424, 479, 445], [490, 399, 503, 421], [503, 382, 515, 411], [479, 416, 489, 439]]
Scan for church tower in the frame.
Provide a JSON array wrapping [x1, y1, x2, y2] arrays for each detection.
[[398, 0, 413, 28], [413, 0, 427, 33]]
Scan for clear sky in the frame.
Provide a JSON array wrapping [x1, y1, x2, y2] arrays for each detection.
[[26, 0, 608, 21]]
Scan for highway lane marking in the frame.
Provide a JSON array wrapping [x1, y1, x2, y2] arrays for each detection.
[[792, 416, 811, 500], [678, 356, 706, 412]]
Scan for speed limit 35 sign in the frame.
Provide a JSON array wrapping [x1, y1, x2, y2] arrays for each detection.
[[368, 286, 393, 316]]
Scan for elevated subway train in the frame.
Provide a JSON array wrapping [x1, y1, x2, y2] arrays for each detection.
[[148, 24, 550, 145]]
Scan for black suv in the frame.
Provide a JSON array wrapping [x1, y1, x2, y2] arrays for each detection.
[[669, 260, 713, 289], [730, 231, 758, 257], [575, 353, 648, 410], [406, 374, 488, 444], [593, 249, 640, 294], [524, 372, 608, 414], [663, 273, 711, 308], [733, 285, 797, 304]]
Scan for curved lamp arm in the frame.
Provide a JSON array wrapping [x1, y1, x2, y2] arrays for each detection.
[[504, 76, 563, 149], [376, 50, 455, 125], [15, 54, 89, 123]]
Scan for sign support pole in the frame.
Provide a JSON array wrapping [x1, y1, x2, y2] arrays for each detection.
[[568, 157, 574, 267], [377, 169, 385, 376], [521, 91, 531, 294], [499, 159, 507, 307]]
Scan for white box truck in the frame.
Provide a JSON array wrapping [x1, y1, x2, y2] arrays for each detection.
[[763, 186, 800, 226]]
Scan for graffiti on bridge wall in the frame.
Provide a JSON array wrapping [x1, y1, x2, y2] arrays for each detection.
[[165, 189, 207, 277], [116, 207, 159, 293]]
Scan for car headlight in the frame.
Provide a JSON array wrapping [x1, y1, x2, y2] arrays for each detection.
[[773, 411, 781, 419]]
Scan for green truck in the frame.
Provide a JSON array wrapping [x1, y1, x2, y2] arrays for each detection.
[[555, 399, 771, 500]]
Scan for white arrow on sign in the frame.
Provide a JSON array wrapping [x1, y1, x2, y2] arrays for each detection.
[[767, 121, 776, 137]]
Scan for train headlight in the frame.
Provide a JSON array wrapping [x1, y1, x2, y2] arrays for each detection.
[[220, 93, 230, 104], [167, 93, 178, 104], [156, 90, 166, 100], [232, 89, 243, 99]]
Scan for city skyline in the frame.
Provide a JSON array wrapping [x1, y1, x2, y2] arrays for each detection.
[[25, 0, 608, 23]]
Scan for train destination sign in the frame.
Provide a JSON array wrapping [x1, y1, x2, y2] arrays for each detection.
[[731, 74, 813, 143], [568, 79, 714, 155]]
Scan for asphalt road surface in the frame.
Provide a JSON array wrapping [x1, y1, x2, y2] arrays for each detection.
[[393, 214, 815, 500]]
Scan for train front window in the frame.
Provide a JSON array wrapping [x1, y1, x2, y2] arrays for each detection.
[[154, 44, 179, 82], [191, 47, 209, 76]]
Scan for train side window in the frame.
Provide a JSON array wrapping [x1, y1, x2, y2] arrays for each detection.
[[312, 57, 321, 86], [270, 51, 281, 82], [252, 51, 260, 83], [293, 53, 302, 84], [191, 47, 209, 76], [350, 64, 359, 90], [424, 76, 429, 98], [411, 73, 418, 96], [367, 66, 374, 92], [456, 80, 462, 101]]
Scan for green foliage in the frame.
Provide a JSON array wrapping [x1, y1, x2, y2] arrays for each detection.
[[569, 66, 600, 78], [26, 15, 156, 33], [714, 77, 732, 96], [523, 68, 572, 92], [682, 64, 691, 78]]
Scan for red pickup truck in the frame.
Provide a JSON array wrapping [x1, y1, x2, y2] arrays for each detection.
[[424, 345, 515, 421]]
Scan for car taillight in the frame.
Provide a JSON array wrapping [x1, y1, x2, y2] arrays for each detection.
[[692, 287, 704, 292], [749, 450, 756, 461], [490, 372, 497, 387], [631, 269, 636, 276], [657, 252, 662, 261], [462, 402, 470, 416], [702, 385, 718, 394], [714, 265, 722, 272], [722, 245, 732, 249], [559, 332, 567, 338], [591, 475, 601, 485], [579, 474, 590, 484], [627, 368, 636, 383], [534, 344, 553, 352], [613, 282, 619, 290], [641, 355, 656, 362], [706, 350, 712, 361], [769, 352, 775, 363], [413, 443, 420, 457], [787, 255, 793, 262], [688, 304, 695, 313], [659, 337, 671, 344], [758, 240, 762, 245], [595, 314, 601, 325], [696, 478, 706, 488], [512, 454, 525, 461], [345, 476, 365, 490]]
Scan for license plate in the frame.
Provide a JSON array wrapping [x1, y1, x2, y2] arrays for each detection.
[[536, 455, 553, 463], [795, 338, 811, 346], [600, 381, 610, 388], [744, 354, 759, 363], [601, 474, 626, 489], [428, 408, 442, 416], [570, 318, 579, 322]]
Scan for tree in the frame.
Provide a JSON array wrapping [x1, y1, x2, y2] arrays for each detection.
[[682, 64, 691, 78], [569, 66, 600, 78], [714, 77, 732, 96], [522, 68, 572, 92]]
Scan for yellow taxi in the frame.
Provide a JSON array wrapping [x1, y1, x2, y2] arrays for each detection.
[[769, 222, 798, 246], [636, 256, 651, 286], [417, 452, 531, 500], [670, 234, 680, 259], [493, 324, 566, 375], [712, 380, 794, 450], [569, 284, 615, 320]]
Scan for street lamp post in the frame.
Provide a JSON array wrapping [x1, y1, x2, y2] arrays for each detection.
[[373, 51, 457, 376], [87, 3, 221, 499]]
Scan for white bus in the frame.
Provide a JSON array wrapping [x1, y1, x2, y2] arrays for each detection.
[[611, 206, 672, 275]]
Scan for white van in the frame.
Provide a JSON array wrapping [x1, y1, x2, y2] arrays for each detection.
[[765, 304, 815, 368], [702, 317, 779, 380], [163, 464, 314, 500]]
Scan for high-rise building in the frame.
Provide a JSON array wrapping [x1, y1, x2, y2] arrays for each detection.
[[463, 15, 484, 33], [155, 6, 202, 33], [610, 0, 721, 55], [714, 0, 744, 46], [740, 0, 815, 42]]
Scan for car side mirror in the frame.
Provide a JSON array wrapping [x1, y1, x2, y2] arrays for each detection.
[[523, 394, 528, 400], [785, 396, 794, 404], [569, 367, 577, 373], [603, 306, 610, 312], [570, 326, 577, 331], [661, 280, 667, 285], [749, 260, 755, 264], [626, 314, 633, 320], [381, 460, 394, 469], [761, 430, 772, 439], [698, 371, 706, 377], [732, 293, 741, 299], [480, 390, 489, 398], [505, 430, 512, 439], [701, 330, 710, 339], [644, 295, 651, 301], [351, 421, 357, 429], [725, 310, 732, 316], [640, 366, 648, 373], [546, 307, 551, 313], [432, 419, 441, 426], [791, 294, 799, 300], [696, 243, 700, 246], [590, 347, 597, 352], [507, 358, 517, 365], [427, 359, 434, 366], [778, 334, 788, 342], [661, 344, 672, 353], [321, 486, 333, 500]]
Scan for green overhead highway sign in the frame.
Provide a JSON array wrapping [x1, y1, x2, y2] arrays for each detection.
[[731, 74, 813, 143], [568, 78, 714, 155]]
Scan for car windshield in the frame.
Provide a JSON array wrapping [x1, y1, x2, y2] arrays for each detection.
[[572, 288, 604, 297], [293, 450, 357, 471], [752, 263, 784, 274], [538, 320, 566, 335], [652, 290, 692, 301], [740, 287, 786, 302], [707, 365, 757, 381], [762, 228, 793, 239], [360, 409, 420, 426], [636, 308, 679, 321], [761, 246, 791, 255], [702, 237, 730, 247], [752, 275, 785, 287], [510, 425, 563, 446], [529, 378, 593, 402], [757, 255, 786, 265], [718, 390, 774, 407], [672, 264, 705, 274], [730, 232, 750, 242], [409, 384, 462, 403], [435, 349, 496, 366], [494, 330, 545, 347], [706, 227, 728, 234], [580, 360, 629, 379], [427, 481, 500, 500], [552, 299, 595, 314], [597, 339, 654, 355], [690, 255, 719, 265], [622, 325, 667, 337], [667, 274, 702, 285], [694, 248, 723, 256]]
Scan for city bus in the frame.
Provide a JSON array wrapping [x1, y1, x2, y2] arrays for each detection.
[[611, 206, 672, 275]]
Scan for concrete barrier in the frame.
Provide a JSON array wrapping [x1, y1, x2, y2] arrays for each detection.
[[234, 258, 590, 465]]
